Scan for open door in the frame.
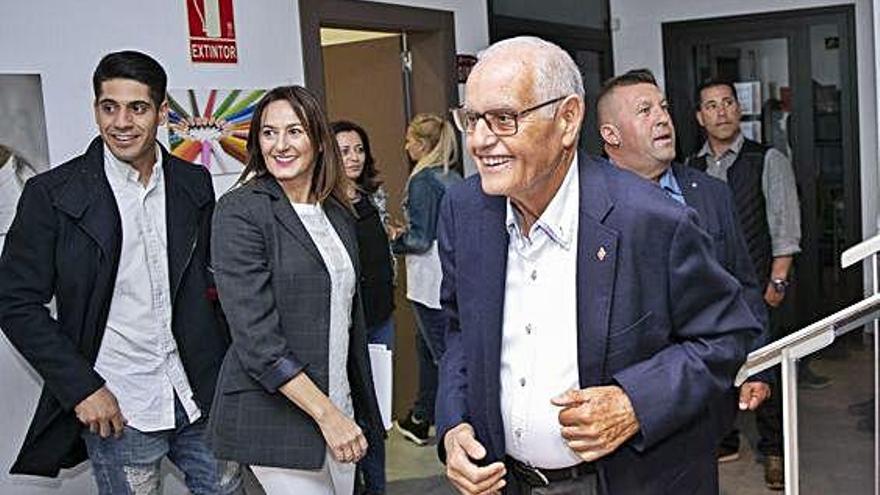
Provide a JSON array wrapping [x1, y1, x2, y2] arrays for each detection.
[[664, 6, 870, 493], [300, 0, 458, 421]]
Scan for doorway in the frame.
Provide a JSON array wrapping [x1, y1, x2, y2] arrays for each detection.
[[488, 0, 613, 155], [664, 6, 870, 493], [300, 0, 458, 423], [663, 5, 862, 330]]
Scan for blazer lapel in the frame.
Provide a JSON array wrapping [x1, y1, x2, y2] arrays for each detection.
[[324, 198, 359, 279], [478, 192, 509, 439], [257, 176, 323, 265], [164, 148, 213, 300], [55, 138, 120, 259], [576, 157, 619, 386]]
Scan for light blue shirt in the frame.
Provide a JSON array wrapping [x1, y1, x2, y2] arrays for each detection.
[[658, 167, 686, 205]]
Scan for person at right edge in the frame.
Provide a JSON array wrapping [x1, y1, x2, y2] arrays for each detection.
[[688, 79, 804, 491]]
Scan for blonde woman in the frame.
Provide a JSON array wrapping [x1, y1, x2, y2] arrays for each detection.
[[390, 113, 462, 445]]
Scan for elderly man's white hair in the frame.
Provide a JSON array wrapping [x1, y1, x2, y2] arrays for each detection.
[[475, 36, 585, 107]]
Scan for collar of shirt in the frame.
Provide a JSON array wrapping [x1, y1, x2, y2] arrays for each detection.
[[697, 131, 745, 161], [103, 143, 163, 190], [505, 152, 578, 251], [658, 167, 686, 205]]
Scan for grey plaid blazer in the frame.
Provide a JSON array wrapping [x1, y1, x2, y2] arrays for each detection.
[[207, 175, 382, 469]]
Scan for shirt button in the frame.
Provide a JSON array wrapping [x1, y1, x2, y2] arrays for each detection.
[[525, 324, 532, 335], [515, 429, 523, 438], [530, 270, 537, 281], [520, 378, 526, 387]]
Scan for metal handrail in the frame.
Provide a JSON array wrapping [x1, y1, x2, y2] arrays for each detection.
[[732, 232, 880, 495], [735, 292, 880, 385]]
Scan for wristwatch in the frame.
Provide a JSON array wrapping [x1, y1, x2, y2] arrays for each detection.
[[770, 278, 790, 294]]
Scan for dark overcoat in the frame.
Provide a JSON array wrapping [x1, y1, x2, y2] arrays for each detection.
[[0, 137, 228, 476]]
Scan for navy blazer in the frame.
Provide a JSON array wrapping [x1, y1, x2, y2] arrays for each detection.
[[0, 138, 228, 477], [436, 154, 761, 494], [671, 162, 769, 339], [671, 162, 771, 447]]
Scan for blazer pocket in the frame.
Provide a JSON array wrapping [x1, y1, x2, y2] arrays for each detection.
[[219, 354, 264, 394], [606, 312, 655, 364], [608, 311, 653, 339]]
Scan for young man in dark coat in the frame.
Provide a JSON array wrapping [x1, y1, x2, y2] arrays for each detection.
[[0, 50, 240, 494]]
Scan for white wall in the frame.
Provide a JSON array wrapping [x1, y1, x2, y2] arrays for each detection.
[[610, 0, 879, 295], [0, 1, 487, 493], [811, 23, 844, 86]]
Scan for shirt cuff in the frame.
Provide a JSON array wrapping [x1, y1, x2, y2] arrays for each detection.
[[771, 243, 801, 257]]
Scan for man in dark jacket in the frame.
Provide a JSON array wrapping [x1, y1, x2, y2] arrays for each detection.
[[0, 51, 239, 494], [597, 68, 772, 471], [439, 37, 759, 495]]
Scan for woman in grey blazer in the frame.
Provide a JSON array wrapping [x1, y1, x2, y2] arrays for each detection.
[[208, 86, 382, 495]]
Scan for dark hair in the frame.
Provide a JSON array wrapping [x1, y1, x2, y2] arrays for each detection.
[[696, 79, 738, 109], [596, 68, 659, 110], [93, 51, 167, 107], [239, 85, 350, 207], [330, 120, 382, 194]]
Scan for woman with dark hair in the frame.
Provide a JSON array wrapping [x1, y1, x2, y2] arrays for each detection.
[[331, 120, 395, 495], [331, 121, 392, 224], [208, 86, 382, 495]]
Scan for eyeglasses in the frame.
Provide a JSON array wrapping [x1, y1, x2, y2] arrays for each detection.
[[450, 96, 566, 136]]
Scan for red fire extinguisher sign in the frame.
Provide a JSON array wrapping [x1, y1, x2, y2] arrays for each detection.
[[187, 0, 238, 64]]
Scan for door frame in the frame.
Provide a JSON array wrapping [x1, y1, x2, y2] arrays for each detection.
[[487, 3, 614, 153], [298, 0, 457, 111], [662, 5, 862, 325]]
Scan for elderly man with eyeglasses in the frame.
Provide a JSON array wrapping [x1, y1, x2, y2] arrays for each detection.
[[436, 36, 761, 495]]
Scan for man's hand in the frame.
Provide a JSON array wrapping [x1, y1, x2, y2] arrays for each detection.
[[74, 386, 127, 439], [552, 386, 640, 462], [738, 381, 771, 411], [444, 423, 506, 495], [764, 282, 784, 307]]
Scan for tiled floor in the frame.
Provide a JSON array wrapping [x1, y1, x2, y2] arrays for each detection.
[[384, 334, 876, 495]]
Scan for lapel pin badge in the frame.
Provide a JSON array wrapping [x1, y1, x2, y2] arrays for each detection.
[[597, 246, 607, 261]]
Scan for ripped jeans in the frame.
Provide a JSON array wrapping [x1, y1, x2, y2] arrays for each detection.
[[82, 397, 241, 495]]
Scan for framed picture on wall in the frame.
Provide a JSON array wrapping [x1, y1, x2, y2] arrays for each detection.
[[734, 81, 762, 116], [165, 88, 265, 176], [0, 74, 50, 239]]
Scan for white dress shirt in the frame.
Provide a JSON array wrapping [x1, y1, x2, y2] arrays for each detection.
[[94, 145, 201, 432], [500, 155, 582, 469]]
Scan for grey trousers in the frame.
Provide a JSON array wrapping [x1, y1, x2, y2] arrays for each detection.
[[505, 473, 599, 495]]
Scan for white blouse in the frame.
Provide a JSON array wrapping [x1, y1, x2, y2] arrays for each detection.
[[290, 202, 355, 418]]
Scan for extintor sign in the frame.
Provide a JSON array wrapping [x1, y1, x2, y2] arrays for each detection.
[[187, 0, 238, 64]]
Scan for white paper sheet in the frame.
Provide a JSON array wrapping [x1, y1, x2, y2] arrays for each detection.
[[368, 344, 393, 431]]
